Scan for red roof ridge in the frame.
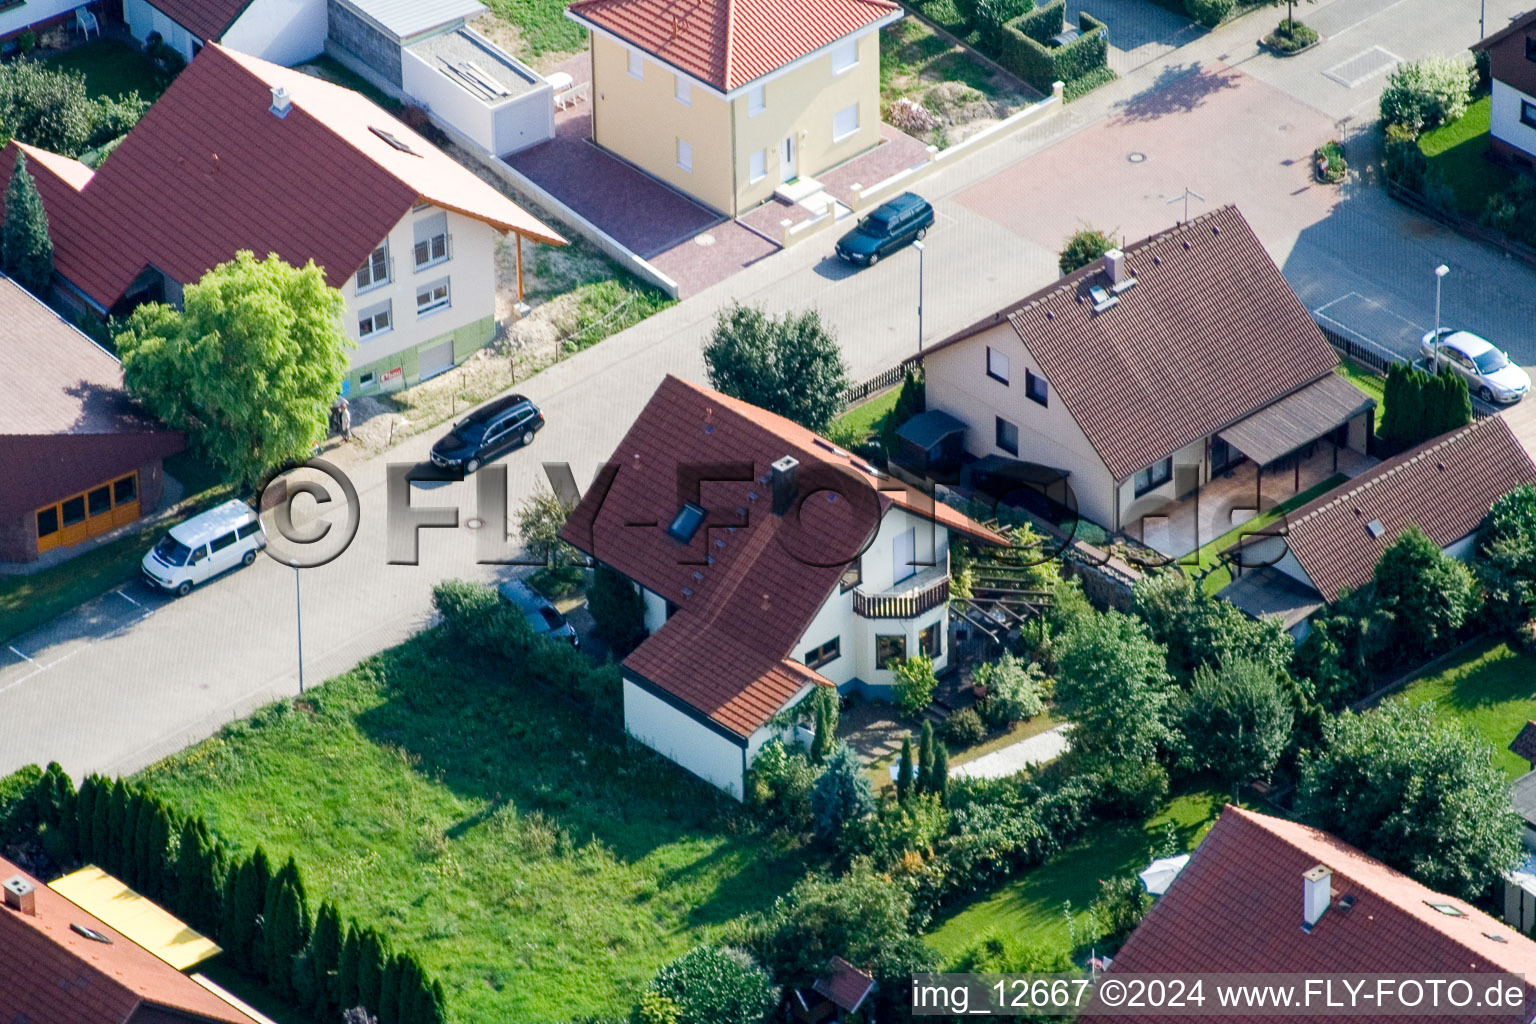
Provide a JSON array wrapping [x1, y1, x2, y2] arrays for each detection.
[[1471, 7, 1536, 52]]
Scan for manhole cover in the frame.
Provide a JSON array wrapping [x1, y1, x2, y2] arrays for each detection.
[[1277, 123, 1292, 132], [694, 233, 716, 246], [1127, 152, 1147, 163]]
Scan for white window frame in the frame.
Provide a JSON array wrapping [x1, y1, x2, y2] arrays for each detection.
[[831, 37, 858, 75], [355, 243, 389, 293], [747, 83, 765, 116], [675, 74, 690, 105], [415, 278, 450, 317], [358, 371, 376, 389], [413, 211, 450, 271], [749, 148, 767, 183], [628, 47, 644, 78], [833, 102, 859, 142], [986, 346, 1009, 384], [358, 301, 393, 339], [677, 137, 692, 172]]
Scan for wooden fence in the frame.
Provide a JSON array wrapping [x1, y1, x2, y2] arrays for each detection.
[[842, 353, 923, 407]]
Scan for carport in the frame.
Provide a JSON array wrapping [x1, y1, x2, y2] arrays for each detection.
[[1215, 372, 1376, 505]]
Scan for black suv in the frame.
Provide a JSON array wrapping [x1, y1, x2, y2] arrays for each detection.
[[835, 192, 934, 266], [430, 394, 545, 473]]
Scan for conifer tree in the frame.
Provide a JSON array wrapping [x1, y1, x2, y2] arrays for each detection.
[[75, 775, 99, 863], [336, 925, 362, 1013], [378, 953, 404, 1024], [932, 743, 950, 803], [896, 736, 914, 803], [263, 860, 309, 997], [308, 902, 344, 1019], [918, 721, 935, 793], [2, 152, 54, 296], [105, 779, 130, 876], [357, 929, 386, 1014], [175, 816, 208, 925], [91, 778, 114, 866]]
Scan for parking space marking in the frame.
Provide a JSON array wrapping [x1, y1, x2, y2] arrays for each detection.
[[1323, 47, 1401, 89], [6, 645, 35, 666], [115, 588, 142, 608]]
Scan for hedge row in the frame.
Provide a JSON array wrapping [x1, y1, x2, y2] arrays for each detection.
[[0, 765, 447, 1024], [984, 1, 1111, 95]]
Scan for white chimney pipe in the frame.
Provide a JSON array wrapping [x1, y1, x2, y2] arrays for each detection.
[[270, 86, 292, 118], [3, 875, 36, 916], [1104, 248, 1126, 286], [1303, 865, 1331, 929]]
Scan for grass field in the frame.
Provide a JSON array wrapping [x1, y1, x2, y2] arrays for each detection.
[[136, 630, 809, 1024], [1419, 97, 1516, 218], [1337, 361, 1387, 421], [483, 0, 587, 57], [0, 454, 230, 646], [1400, 638, 1536, 780], [47, 39, 167, 102], [832, 388, 902, 442], [923, 788, 1227, 961]]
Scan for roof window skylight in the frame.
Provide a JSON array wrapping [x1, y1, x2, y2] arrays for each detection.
[[667, 502, 706, 543]]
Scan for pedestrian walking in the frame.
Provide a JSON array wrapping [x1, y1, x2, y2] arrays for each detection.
[[338, 397, 352, 441]]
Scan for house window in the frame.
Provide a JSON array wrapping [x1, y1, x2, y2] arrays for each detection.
[[875, 634, 907, 670], [832, 37, 858, 74], [986, 346, 1009, 384], [113, 474, 137, 505], [628, 47, 643, 78], [749, 148, 767, 183], [667, 502, 706, 543], [995, 416, 1018, 456], [359, 371, 376, 389], [36, 507, 58, 539], [747, 83, 765, 116], [355, 244, 389, 292], [1026, 369, 1048, 406], [1133, 457, 1173, 496], [833, 102, 859, 142], [677, 138, 692, 172], [804, 637, 841, 670], [840, 556, 861, 593], [1523, 99, 1536, 129], [675, 74, 690, 105], [358, 301, 392, 338], [415, 279, 450, 316], [919, 622, 941, 658], [413, 211, 450, 269]]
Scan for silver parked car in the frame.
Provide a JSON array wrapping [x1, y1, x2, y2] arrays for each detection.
[[497, 580, 579, 647], [1419, 328, 1530, 404]]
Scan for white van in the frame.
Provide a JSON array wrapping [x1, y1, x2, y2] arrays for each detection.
[[141, 499, 265, 596]]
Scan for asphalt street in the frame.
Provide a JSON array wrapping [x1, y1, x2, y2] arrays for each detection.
[[4, 0, 1534, 778]]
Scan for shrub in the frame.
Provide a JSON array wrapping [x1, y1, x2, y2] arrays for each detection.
[[892, 653, 939, 716], [589, 563, 647, 656], [747, 741, 817, 831], [1315, 139, 1346, 183], [943, 707, 987, 746], [954, 934, 1074, 973], [1264, 18, 1317, 52], [0, 764, 44, 848], [1185, 0, 1233, 27], [0, 61, 148, 156], [1379, 55, 1474, 134], [975, 653, 1048, 727], [1178, 658, 1294, 784], [737, 870, 917, 985], [975, 0, 1041, 45], [810, 746, 875, 847], [1373, 525, 1480, 662], [1058, 226, 1115, 275], [1088, 875, 1153, 946], [989, 3, 1109, 95], [16, 30, 36, 53], [1094, 758, 1169, 818]]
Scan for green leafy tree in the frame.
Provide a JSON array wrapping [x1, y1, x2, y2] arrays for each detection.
[[918, 721, 935, 794], [3, 151, 53, 296], [702, 302, 851, 433], [810, 745, 875, 847], [357, 928, 387, 1015], [1058, 227, 1115, 275], [1178, 658, 1294, 784], [588, 564, 647, 656], [1088, 875, 1154, 946], [336, 925, 362, 1013], [892, 653, 938, 717], [0, 61, 147, 155], [648, 945, 778, 1024], [1053, 609, 1176, 765], [975, 652, 1047, 727], [1297, 700, 1522, 900], [1133, 570, 1293, 681], [896, 735, 914, 803], [1476, 485, 1536, 629], [114, 251, 352, 488], [516, 482, 578, 569], [1373, 525, 1480, 662]]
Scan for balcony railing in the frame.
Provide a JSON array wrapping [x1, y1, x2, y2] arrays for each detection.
[[853, 556, 950, 619]]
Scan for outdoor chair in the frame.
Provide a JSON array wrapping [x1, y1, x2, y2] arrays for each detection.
[[75, 6, 99, 39]]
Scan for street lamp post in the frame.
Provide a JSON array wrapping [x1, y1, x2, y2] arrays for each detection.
[[291, 561, 304, 694], [913, 240, 925, 352], [1432, 264, 1449, 375]]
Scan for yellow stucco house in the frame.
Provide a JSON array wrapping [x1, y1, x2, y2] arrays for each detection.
[[566, 0, 902, 217]]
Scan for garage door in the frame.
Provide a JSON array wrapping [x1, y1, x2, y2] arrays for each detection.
[[418, 340, 455, 381]]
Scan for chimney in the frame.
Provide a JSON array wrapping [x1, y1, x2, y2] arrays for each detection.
[[269, 85, 292, 118], [1302, 865, 1331, 929], [1104, 248, 1127, 286], [3, 875, 36, 916], [771, 456, 799, 516]]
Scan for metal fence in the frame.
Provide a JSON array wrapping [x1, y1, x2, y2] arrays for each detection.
[[1314, 322, 1401, 377]]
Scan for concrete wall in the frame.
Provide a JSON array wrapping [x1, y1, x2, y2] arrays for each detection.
[[341, 204, 500, 394], [728, 28, 884, 214], [328, 0, 402, 86], [1490, 80, 1536, 163], [924, 321, 1117, 528], [223, 0, 327, 65], [400, 36, 554, 157], [623, 677, 746, 799]]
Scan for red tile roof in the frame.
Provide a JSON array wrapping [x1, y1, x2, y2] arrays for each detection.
[[0, 857, 258, 1024], [566, 0, 900, 91], [1471, 7, 1536, 53], [561, 375, 1003, 737], [923, 206, 1341, 482], [813, 956, 874, 1012], [142, 0, 255, 42], [0, 45, 562, 311], [1097, 807, 1536, 1023], [1278, 410, 1536, 600]]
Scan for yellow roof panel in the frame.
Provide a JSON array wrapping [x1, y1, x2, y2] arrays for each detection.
[[49, 866, 222, 971]]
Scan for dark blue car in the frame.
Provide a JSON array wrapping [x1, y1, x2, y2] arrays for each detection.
[[835, 192, 934, 266]]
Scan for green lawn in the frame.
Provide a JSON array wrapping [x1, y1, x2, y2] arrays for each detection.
[[923, 788, 1227, 960], [482, 0, 587, 57], [832, 387, 902, 442], [1400, 638, 1536, 780], [136, 630, 808, 1024], [0, 454, 230, 646], [1337, 361, 1387, 421], [46, 39, 167, 102], [1419, 97, 1518, 218]]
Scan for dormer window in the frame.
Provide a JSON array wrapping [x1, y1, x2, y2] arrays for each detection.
[[667, 502, 706, 543]]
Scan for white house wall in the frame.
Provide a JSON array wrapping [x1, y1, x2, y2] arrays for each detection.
[[125, 0, 199, 61], [640, 585, 668, 634], [0, 0, 80, 40], [400, 40, 555, 157], [1491, 80, 1536, 159], [1117, 434, 1206, 535], [925, 322, 1117, 529], [623, 678, 746, 799], [223, 0, 327, 65]]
